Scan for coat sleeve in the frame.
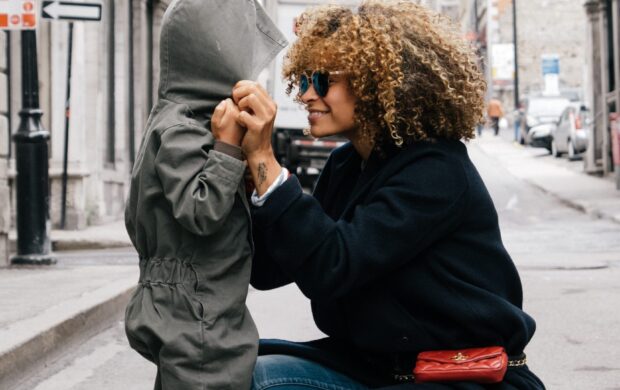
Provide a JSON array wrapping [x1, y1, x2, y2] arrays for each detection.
[[250, 224, 294, 290], [251, 154, 469, 300], [154, 124, 246, 236]]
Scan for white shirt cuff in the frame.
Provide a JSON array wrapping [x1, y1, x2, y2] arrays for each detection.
[[251, 167, 290, 207]]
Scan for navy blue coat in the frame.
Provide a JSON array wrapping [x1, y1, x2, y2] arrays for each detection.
[[251, 139, 544, 389]]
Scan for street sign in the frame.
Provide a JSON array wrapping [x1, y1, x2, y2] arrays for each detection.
[[41, 1, 102, 22], [0, 0, 37, 30]]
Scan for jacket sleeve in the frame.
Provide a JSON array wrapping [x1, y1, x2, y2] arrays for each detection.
[[250, 151, 337, 290], [251, 155, 469, 300], [250, 224, 294, 290], [154, 124, 246, 236]]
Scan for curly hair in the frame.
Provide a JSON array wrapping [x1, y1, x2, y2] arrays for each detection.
[[282, 0, 486, 148]]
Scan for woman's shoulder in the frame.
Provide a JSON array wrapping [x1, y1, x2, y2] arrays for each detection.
[[387, 138, 469, 176]]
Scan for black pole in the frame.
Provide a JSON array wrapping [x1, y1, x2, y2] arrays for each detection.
[[11, 30, 56, 265], [6, 31, 12, 160], [128, 1, 135, 168], [60, 23, 74, 230], [512, 0, 520, 109]]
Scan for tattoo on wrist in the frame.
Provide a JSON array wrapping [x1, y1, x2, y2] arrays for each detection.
[[258, 162, 267, 187]]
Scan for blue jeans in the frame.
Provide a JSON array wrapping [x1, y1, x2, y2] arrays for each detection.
[[251, 354, 369, 390]]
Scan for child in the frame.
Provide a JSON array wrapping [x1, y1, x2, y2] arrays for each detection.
[[123, 1, 286, 389]]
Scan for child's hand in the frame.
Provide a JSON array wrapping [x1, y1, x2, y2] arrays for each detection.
[[211, 98, 245, 146]]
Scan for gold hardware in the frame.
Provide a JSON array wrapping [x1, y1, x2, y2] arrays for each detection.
[[451, 352, 468, 361]]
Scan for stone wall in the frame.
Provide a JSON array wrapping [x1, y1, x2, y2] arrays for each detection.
[[512, 0, 587, 99]]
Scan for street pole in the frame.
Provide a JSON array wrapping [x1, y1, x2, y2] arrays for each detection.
[[512, 0, 519, 109], [60, 23, 74, 229], [11, 30, 56, 265]]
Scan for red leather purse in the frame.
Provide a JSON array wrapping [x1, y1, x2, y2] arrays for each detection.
[[413, 346, 508, 384]]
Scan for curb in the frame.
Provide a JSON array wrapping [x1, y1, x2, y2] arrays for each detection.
[[9, 237, 132, 253], [525, 179, 620, 226], [0, 286, 135, 390]]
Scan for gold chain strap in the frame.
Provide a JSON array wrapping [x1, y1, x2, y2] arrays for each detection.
[[508, 356, 528, 367]]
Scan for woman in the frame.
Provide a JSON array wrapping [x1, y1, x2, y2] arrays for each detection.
[[226, 1, 545, 388]]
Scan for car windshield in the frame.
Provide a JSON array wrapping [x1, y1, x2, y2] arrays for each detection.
[[528, 98, 570, 117]]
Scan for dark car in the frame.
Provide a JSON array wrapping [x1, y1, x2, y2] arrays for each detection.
[[273, 129, 347, 188], [519, 96, 571, 146]]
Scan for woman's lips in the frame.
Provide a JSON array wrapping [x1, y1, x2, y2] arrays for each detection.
[[308, 111, 328, 125]]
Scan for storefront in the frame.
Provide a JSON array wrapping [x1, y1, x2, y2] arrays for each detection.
[[2, 0, 171, 231]]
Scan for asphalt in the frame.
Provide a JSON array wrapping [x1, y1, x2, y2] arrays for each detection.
[[0, 135, 618, 389]]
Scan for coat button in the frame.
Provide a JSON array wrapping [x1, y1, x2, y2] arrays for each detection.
[[401, 336, 409, 343]]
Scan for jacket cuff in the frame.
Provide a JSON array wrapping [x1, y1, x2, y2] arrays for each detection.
[[252, 175, 303, 227], [214, 141, 244, 161]]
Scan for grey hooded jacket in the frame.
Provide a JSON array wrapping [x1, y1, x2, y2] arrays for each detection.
[[124, 1, 286, 389]]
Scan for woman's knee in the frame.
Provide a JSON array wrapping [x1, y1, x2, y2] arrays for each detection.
[[252, 355, 368, 390]]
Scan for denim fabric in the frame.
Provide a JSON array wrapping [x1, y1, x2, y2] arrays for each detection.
[[252, 355, 369, 390]]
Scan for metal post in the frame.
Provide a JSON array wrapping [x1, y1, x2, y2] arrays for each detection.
[[512, 0, 519, 109], [10, 30, 56, 265], [128, 1, 135, 168], [60, 23, 74, 229]]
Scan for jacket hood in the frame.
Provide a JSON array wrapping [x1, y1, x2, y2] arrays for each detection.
[[158, 0, 287, 115]]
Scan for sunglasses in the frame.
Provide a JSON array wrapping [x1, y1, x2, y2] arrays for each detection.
[[299, 70, 345, 97]]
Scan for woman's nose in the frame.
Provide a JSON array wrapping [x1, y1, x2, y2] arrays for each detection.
[[300, 84, 319, 103]]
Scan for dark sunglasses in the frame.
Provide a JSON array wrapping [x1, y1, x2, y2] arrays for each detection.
[[299, 70, 345, 97]]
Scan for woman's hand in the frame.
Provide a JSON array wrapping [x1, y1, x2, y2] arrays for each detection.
[[232, 81, 277, 158], [211, 98, 245, 147], [232, 81, 282, 196]]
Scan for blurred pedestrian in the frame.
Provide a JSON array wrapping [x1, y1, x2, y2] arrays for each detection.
[[488, 97, 504, 136], [230, 1, 544, 389], [123, 1, 286, 389], [514, 101, 525, 143]]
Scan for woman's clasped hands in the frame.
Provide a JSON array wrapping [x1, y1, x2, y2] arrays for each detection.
[[211, 81, 283, 195]]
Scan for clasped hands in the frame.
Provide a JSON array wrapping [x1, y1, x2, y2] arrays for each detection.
[[211, 81, 282, 196]]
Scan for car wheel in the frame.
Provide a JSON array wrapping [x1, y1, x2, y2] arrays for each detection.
[[551, 139, 561, 157]]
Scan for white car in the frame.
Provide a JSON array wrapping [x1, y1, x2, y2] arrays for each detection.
[[550, 103, 591, 159]]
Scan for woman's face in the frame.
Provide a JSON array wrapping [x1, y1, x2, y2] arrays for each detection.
[[300, 71, 357, 139]]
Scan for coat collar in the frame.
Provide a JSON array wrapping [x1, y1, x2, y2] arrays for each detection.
[[324, 141, 403, 219]]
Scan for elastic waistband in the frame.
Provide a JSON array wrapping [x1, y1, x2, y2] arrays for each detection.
[[138, 258, 196, 286]]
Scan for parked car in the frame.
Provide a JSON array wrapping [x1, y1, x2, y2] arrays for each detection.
[[528, 123, 556, 151], [519, 96, 571, 145], [550, 103, 592, 159]]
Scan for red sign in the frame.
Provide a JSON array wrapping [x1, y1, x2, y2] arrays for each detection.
[[0, 0, 37, 30]]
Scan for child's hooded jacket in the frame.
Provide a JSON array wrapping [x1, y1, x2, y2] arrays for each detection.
[[124, 1, 286, 388]]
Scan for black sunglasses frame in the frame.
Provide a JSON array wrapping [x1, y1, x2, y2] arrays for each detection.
[[299, 70, 345, 97]]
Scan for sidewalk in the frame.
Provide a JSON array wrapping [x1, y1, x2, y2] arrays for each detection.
[[8, 219, 132, 251], [1, 222, 135, 389], [473, 134, 620, 224], [1, 135, 618, 389]]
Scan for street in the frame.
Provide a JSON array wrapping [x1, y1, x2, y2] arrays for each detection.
[[15, 133, 620, 390]]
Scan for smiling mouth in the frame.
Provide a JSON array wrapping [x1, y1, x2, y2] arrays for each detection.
[[308, 111, 329, 124]]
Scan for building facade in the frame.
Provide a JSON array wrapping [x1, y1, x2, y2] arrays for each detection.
[[3, 0, 171, 234], [1, 31, 9, 266], [584, 0, 619, 179]]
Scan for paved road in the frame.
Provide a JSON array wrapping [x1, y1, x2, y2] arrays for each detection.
[[17, 133, 620, 390]]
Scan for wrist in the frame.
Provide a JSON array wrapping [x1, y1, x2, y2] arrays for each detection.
[[246, 148, 275, 166], [218, 136, 242, 147], [247, 154, 281, 196]]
